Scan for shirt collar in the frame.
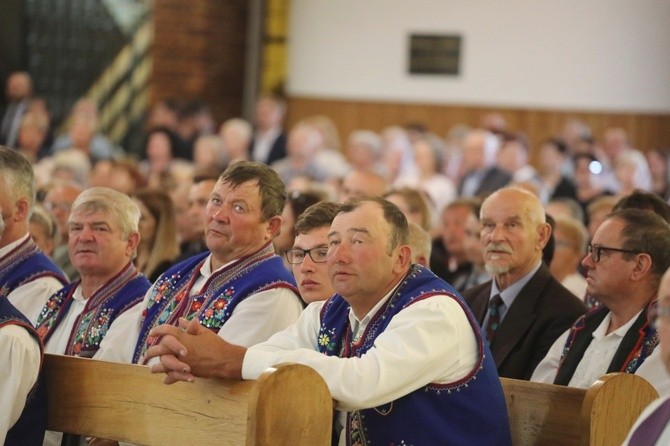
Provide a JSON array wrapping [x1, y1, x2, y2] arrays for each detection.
[[491, 260, 542, 308]]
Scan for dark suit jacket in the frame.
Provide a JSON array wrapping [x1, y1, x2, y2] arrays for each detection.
[[458, 166, 512, 198], [462, 264, 586, 380], [249, 131, 287, 165]]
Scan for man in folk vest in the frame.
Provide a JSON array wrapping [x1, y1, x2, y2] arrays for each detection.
[[95, 161, 303, 364], [532, 209, 670, 394], [35, 187, 151, 358], [0, 146, 67, 325], [145, 197, 511, 445], [0, 206, 46, 445]]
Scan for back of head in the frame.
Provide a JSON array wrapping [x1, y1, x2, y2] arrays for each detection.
[[219, 160, 286, 221], [613, 190, 670, 223], [70, 187, 141, 240], [0, 146, 35, 206]]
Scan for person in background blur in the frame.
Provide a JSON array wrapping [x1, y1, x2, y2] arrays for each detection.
[[407, 221, 432, 267], [536, 138, 577, 204], [15, 111, 50, 163], [586, 195, 619, 240], [51, 99, 115, 161], [193, 134, 226, 174], [219, 118, 252, 166], [28, 205, 57, 258], [274, 190, 326, 269], [430, 199, 478, 291], [249, 95, 287, 165], [43, 181, 84, 281], [458, 129, 511, 198], [647, 149, 670, 202], [399, 134, 455, 217], [549, 216, 588, 298], [0, 71, 33, 147], [346, 130, 385, 176], [383, 187, 434, 233], [338, 169, 388, 203], [573, 153, 614, 222], [132, 189, 180, 282], [461, 204, 490, 291], [614, 150, 653, 197], [172, 175, 217, 264]]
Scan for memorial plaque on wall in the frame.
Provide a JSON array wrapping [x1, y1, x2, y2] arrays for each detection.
[[408, 34, 461, 75]]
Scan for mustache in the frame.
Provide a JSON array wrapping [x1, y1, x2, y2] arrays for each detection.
[[485, 243, 513, 254]]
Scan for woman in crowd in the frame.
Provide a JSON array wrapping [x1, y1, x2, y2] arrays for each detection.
[[132, 188, 180, 282]]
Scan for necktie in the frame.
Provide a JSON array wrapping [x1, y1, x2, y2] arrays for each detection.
[[627, 397, 670, 446], [485, 294, 504, 344]]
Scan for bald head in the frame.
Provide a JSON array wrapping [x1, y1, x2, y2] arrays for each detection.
[[339, 169, 389, 203], [480, 187, 551, 289]]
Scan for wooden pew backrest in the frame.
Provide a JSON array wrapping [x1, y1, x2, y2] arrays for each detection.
[[501, 373, 658, 446], [43, 354, 332, 446]]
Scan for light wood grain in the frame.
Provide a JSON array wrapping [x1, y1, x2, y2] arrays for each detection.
[[44, 354, 332, 446], [501, 372, 658, 446]]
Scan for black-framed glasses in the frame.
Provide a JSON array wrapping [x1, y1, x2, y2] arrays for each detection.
[[586, 243, 640, 263], [285, 247, 329, 264], [648, 303, 670, 330]]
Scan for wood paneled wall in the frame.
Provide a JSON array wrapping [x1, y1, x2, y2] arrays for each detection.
[[286, 96, 670, 156], [151, 0, 248, 122]]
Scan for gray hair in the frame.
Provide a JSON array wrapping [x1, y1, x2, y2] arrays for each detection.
[[0, 146, 35, 208], [69, 187, 140, 239]]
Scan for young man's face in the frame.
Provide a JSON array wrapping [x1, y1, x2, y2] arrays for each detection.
[[291, 226, 333, 304]]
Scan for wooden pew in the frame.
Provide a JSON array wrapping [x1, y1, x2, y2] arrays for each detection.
[[501, 373, 658, 446], [43, 354, 332, 446]]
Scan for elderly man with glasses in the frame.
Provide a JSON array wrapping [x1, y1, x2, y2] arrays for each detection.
[[531, 208, 670, 394]]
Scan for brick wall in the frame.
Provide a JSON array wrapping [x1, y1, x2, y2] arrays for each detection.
[[151, 0, 249, 124]]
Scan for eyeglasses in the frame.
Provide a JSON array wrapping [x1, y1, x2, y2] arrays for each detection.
[[647, 303, 670, 330], [586, 243, 640, 263], [285, 247, 329, 264]]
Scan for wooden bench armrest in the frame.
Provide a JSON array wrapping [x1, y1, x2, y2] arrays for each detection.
[[44, 354, 332, 446]]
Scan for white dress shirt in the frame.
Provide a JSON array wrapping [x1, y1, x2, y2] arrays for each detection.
[[530, 313, 670, 395], [242, 288, 479, 446], [2, 234, 66, 325], [95, 253, 303, 363], [251, 127, 280, 163], [0, 323, 41, 443], [243, 290, 479, 410], [561, 273, 588, 300]]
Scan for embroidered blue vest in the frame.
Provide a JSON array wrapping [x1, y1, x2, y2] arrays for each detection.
[[0, 237, 67, 297], [318, 265, 511, 446], [133, 243, 298, 364], [35, 262, 150, 358], [0, 298, 47, 446], [554, 301, 658, 386]]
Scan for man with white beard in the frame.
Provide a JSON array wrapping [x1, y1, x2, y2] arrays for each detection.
[[462, 187, 586, 380]]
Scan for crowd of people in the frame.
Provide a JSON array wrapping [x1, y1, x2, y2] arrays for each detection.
[[2, 68, 670, 445]]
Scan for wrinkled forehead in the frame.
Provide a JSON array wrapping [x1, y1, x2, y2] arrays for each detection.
[[330, 202, 386, 235]]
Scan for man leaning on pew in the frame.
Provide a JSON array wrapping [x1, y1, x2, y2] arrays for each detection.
[[146, 197, 512, 445], [531, 209, 670, 394]]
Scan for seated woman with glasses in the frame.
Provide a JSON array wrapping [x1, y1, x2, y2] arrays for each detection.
[[285, 201, 341, 305]]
